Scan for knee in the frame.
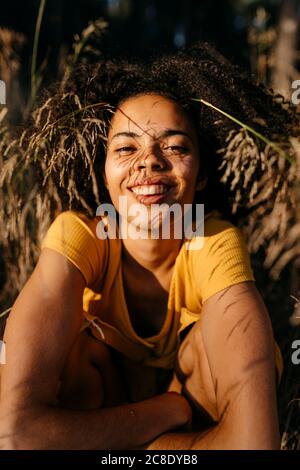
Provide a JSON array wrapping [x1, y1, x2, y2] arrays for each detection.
[[59, 329, 127, 409], [66, 328, 114, 373]]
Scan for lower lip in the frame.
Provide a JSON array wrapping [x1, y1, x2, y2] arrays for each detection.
[[129, 186, 176, 205]]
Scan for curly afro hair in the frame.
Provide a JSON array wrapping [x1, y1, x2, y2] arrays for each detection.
[[1, 40, 300, 311], [25, 42, 299, 226]]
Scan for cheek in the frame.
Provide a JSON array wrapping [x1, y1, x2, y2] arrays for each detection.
[[104, 157, 124, 190], [176, 155, 200, 181]]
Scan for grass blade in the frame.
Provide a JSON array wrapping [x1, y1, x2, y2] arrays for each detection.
[[30, 0, 47, 105], [192, 98, 295, 164]]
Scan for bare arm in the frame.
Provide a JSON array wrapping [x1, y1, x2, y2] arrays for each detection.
[[143, 282, 280, 450], [0, 248, 191, 450]]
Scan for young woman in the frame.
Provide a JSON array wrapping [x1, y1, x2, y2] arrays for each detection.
[[0, 43, 289, 449]]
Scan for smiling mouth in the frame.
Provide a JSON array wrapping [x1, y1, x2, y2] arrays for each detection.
[[128, 183, 176, 204], [131, 184, 171, 196]]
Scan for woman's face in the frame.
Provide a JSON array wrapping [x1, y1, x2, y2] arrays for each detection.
[[104, 93, 202, 223]]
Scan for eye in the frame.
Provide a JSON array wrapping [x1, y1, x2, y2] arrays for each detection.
[[115, 146, 136, 156], [163, 145, 189, 155]]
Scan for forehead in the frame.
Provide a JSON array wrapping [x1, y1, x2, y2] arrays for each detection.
[[108, 94, 194, 136]]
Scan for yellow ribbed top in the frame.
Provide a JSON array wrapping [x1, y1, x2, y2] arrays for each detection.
[[41, 209, 282, 380]]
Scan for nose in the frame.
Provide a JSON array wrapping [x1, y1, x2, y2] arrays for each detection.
[[134, 145, 167, 172]]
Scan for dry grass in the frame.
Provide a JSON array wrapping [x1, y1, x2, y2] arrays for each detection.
[[0, 16, 299, 449], [218, 128, 300, 280], [0, 18, 110, 309]]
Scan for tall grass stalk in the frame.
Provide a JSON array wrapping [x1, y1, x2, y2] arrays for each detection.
[[30, 0, 47, 107], [192, 98, 295, 165], [0, 308, 11, 319]]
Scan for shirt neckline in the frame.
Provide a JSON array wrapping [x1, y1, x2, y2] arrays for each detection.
[[113, 209, 219, 345], [117, 245, 181, 346]]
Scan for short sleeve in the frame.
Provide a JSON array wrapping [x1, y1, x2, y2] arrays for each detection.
[[190, 218, 255, 304], [41, 210, 107, 288]]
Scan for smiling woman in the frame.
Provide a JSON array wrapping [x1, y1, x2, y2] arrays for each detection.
[[0, 43, 295, 450], [103, 93, 203, 240]]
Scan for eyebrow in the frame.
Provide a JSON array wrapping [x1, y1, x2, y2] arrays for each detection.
[[110, 129, 194, 143]]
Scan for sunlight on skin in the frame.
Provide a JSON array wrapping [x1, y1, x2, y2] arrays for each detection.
[[103, 93, 206, 280]]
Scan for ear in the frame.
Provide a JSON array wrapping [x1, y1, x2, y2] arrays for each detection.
[[195, 176, 207, 192]]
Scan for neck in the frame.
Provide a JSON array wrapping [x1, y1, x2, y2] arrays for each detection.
[[120, 228, 183, 275]]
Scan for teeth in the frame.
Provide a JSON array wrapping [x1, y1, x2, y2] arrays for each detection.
[[131, 184, 170, 195]]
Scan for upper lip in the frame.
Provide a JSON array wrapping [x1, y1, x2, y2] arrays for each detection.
[[127, 176, 176, 189]]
